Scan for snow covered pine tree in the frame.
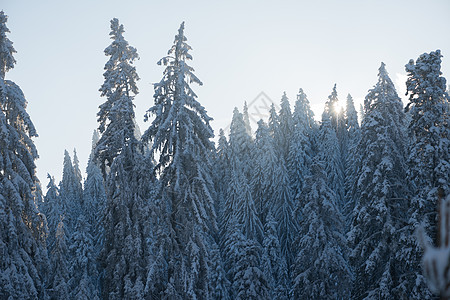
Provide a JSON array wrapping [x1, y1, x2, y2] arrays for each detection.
[[403, 50, 450, 299], [142, 22, 218, 299], [95, 18, 149, 300], [349, 63, 409, 299], [0, 10, 48, 299]]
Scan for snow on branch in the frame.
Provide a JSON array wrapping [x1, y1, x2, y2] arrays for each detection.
[[418, 191, 450, 298]]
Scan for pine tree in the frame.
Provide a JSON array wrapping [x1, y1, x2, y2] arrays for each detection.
[[287, 88, 316, 205], [349, 63, 409, 299], [215, 129, 230, 231], [224, 146, 263, 244], [221, 155, 264, 297], [253, 120, 297, 269], [96, 18, 140, 177], [243, 101, 252, 136], [142, 22, 217, 299], [72, 149, 83, 200], [42, 174, 63, 252], [291, 159, 351, 299], [234, 162, 263, 243], [50, 220, 70, 300], [233, 237, 269, 300], [268, 103, 279, 138], [275, 92, 293, 159], [209, 241, 231, 300], [251, 120, 278, 222], [220, 153, 243, 242], [343, 94, 360, 225], [273, 160, 297, 269], [402, 50, 450, 298], [83, 130, 106, 255], [261, 212, 289, 299], [69, 215, 100, 300], [144, 190, 178, 299], [229, 107, 253, 180], [317, 109, 344, 210], [224, 220, 269, 300], [95, 18, 148, 299], [59, 149, 82, 232], [0, 11, 47, 299]]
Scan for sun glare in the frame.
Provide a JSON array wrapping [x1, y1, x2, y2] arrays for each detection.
[[333, 100, 345, 114]]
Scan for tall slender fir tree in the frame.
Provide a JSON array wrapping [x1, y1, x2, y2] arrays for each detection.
[[142, 22, 217, 299]]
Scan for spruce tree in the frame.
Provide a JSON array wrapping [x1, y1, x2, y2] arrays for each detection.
[[209, 241, 231, 300], [59, 149, 82, 232], [69, 215, 100, 300], [224, 219, 269, 300], [275, 92, 293, 159], [229, 107, 253, 180], [0, 11, 47, 299], [262, 212, 289, 299], [215, 129, 231, 234], [243, 101, 252, 136], [233, 236, 269, 300], [291, 159, 351, 299], [96, 18, 140, 177], [343, 94, 360, 224], [95, 18, 148, 299], [349, 63, 408, 299], [251, 120, 279, 222], [287, 88, 316, 204], [268, 103, 279, 138], [83, 130, 106, 254], [49, 220, 70, 300], [317, 109, 344, 210], [142, 22, 217, 298], [402, 50, 450, 298], [42, 174, 63, 252], [273, 160, 297, 269]]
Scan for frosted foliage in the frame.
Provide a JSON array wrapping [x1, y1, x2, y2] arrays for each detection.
[[291, 160, 351, 299], [0, 11, 46, 299], [225, 227, 269, 300], [42, 174, 63, 252], [404, 50, 450, 299], [95, 18, 149, 300], [0, 11, 16, 78], [69, 216, 100, 299], [275, 92, 293, 159], [100, 145, 149, 299], [262, 212, 289, 299], [229, 107, 253, 180], [96, 18, 140, 176], [251, 120, 279, 221], [59, 149, 83, 232], [209, 241, 231, 300], [243, 101, 252, 136], [50, 220, 70, 300], [317, 110, 344, 209], [230, 153, 263, 243], [142, 22, 216, 299], [343, 93, 360, 223], [406, 50, 450, 222], [215, 129, 231, 231], [84, 129, 106, 245], [287, 88, 315, 201], [349, 62, 409, 299], [273, 161, 297, 268]]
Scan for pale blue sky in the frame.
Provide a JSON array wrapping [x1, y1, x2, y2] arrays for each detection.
[[3, 0, 450, 187]]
